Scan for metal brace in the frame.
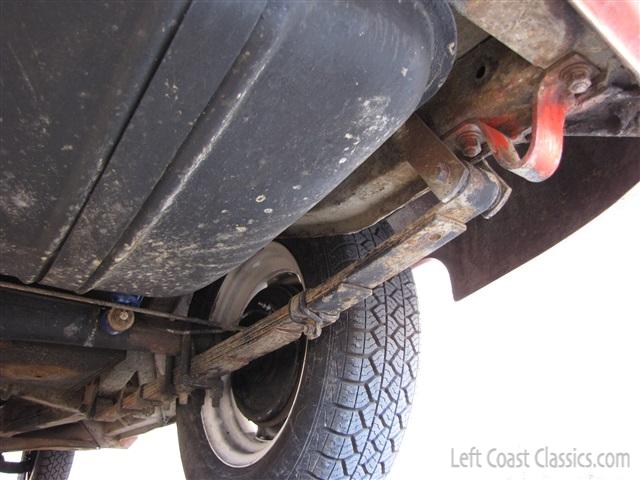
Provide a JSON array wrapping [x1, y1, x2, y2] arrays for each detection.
[[449, 54, 598, 182], [288, 293, 339, 339]]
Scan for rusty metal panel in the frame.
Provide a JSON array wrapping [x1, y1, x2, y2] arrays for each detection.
[[0, 341, 124, 390], [0, 399, 85, 438], [421, 39, 544, 137]]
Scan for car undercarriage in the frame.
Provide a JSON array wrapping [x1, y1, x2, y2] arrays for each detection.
[[1, 1, 638, 479]]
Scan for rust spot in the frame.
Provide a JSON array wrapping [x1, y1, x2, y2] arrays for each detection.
[[0, 363, 78, 381]]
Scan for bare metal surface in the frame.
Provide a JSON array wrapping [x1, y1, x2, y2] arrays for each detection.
[[189, 214, 465, 382], [102, 405, 174, 440], [291, 25, 636, 238], [285, 12, 492, 239], [432, 136, 639, 301], [124, 322, 182, 356], [209, 243, 303, 329], [476, 162, 512, 219]]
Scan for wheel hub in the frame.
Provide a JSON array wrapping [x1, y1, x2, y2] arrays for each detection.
[[231, 287, 305, 427], [200, 243, 307, 468]]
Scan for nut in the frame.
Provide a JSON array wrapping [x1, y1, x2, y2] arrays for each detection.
[[561, 63, 592, 94], [456, 131, 482, 158]]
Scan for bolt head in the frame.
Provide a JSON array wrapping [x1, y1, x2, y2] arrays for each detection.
[[568, 77, 592, 94], [107, 308, 135, 333], [456, 130, 483, 158], [462, 143, 482, 158], [561, 63, 592, 95]]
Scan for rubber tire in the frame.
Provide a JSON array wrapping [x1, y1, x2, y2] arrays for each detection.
[[177, 222, 420, 479], [18, 451, 74, 480]]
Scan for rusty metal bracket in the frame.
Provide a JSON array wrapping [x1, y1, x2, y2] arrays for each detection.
[[449, 55, 598, 182], [401, 115, 511, 215], [401, 116, 471, 203], [288, 293, 339, 339]]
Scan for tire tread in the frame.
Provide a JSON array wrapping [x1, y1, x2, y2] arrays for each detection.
[[20, 451, 74, 480], [297, 224, 419, 480]]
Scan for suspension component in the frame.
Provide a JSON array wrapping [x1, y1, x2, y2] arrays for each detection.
[[448, 55, 598, 182], [104, 308, 136, 334], [184, 117, 510, 385]]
